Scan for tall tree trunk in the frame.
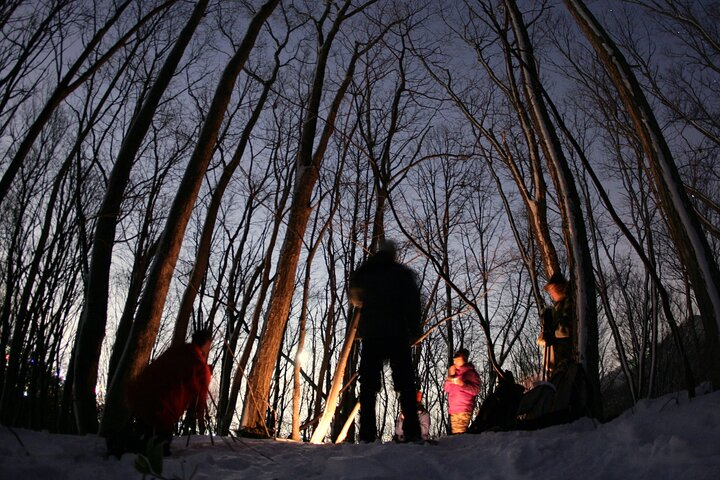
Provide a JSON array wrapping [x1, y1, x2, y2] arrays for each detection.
[[505, 0, 600, 417], [310, 309, 361, 443], [541, 62, 697, 400], [72, 0, 210, 434], [563, 0, 720, 388], [292, 198, 336, 440], [171, 33, 283, 346], [99, 0, 279, 437], [0, 0, 178, 205], [218, 152, 293, 435], [240, 1, 362, 433]]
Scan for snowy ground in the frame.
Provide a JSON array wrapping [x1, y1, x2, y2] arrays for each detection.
[[1, 389, 719, 480]]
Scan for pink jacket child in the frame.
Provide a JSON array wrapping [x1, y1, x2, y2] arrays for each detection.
[[444, 349, 481, 415]]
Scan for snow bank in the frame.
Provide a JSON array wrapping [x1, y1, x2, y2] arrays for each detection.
[[1, 389, 719, 479]]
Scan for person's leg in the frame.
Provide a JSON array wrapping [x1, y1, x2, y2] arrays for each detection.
[[155, 427, 173, 456], [449, 412, 471, 434], [358, 340, 382, 442], [135, 417, 174, 456], [106, 417, 138, 457], [389, 341, 421, 441]]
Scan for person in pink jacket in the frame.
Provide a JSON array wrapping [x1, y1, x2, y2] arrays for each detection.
[[444, 348, 481, 434]]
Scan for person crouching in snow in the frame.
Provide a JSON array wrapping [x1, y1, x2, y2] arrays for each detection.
[[394, 390, 431, 442], [444, 348, 481, 434], [126, 328, 213, 455]]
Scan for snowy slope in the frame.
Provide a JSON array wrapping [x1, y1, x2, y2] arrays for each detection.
[[1, 389, 719, 480]]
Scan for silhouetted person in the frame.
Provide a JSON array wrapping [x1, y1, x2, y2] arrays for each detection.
[[469, 370, 524, 433], [350, 240, 422, 443]]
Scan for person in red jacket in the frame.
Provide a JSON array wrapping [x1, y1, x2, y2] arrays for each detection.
[[126, 329, 212, 454], [444, 348, 481, 434]]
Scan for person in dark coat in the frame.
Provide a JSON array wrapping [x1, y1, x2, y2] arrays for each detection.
[[469, 370, 525, 433], [443, 348, 481, 434], [538, 272, 574, 380], [530, 272, 590, 427], [125, 329, 213, 454], [350, 239, 422, 443]]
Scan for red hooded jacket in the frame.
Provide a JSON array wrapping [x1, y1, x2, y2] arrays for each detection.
[[127, 342, 211, 432]]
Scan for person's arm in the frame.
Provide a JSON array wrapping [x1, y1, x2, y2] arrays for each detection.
[[348, 270, 364, 308], [538, 307, 555, 345], [554, 300, 572, 339], [461, 366, 481, 396], [444, 365, 457, 392]]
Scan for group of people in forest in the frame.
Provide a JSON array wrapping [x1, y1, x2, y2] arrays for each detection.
[[109, 238, 580, 455], [350, 239, 581, 442]]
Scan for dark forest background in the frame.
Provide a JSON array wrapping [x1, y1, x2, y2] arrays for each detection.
[[0, 0, 718, 442]]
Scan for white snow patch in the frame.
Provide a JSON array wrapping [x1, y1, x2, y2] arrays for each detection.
[[1, 389, 719, 479]]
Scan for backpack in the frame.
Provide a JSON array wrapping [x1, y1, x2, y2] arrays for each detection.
[[515, 382, 556, 424], [516, 363, 591, 430], [468, 376, 525, 433]]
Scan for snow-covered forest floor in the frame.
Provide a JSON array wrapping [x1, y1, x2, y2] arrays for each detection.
[[1, 389, 719, 480]]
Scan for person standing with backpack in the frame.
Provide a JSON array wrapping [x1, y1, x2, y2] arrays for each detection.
[[444, 348, 481, 434], [523, 271, 590, 426], [538, 272, 574, 380]]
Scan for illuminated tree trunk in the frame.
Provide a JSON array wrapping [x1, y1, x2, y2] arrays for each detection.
[[240, 0, 369, 434], [505, 0, 600, 416], [171, 31, 283, 347], [310, 309, 361, 443], [242, 66, 360, 436], [72, 0, 209, 435], [292, 194, 337, 440], [99, 0, 279, 436], [217, 162, 292, 435]]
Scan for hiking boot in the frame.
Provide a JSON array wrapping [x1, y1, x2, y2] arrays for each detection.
[[394, 434, 423, 444]]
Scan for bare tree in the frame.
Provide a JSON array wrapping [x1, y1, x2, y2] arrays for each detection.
[[171, 9, 294, 347], [501, 0, 601, 417], [216, 129, 295, 436], [0, 0, 71, 135], [563, 0, 720, 387], [100, 0, 280, 437], [239, 0, 382, 437], [292, 166, 341, 440], [0, 0, 181, 204], [73, 0, 210, 435]]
